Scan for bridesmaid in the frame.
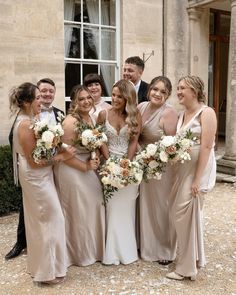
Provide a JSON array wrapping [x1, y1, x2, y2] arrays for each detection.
[[84, 73, 111, 119], [54, 85, 105, 266], [166, 76, 217, 281], [97, 79, 141, 265], [138, 76, 178, 264], [9, 82, 73, 284]]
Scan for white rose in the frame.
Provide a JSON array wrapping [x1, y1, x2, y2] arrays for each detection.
[[148, 160, 159, 169], [181, 138, 191, 149], [102, 176, 110, 185], [160, 136, 176, 147], [146, 144, 158, 156], [41, 130, 54, 148], [159, 151, 168, 162]]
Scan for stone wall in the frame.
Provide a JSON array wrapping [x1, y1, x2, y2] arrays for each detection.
[[0, 0, 65, 145], [121, 0, 163, 84]]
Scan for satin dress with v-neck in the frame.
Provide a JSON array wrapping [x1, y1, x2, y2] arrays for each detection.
[[102, 115, 139, 265], [54, 115, 105, 266], [138, 102, 177, 261], [170, 106, 216, 277]]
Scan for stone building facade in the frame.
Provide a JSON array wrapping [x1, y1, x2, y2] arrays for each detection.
[[0, 0, 235, 174]]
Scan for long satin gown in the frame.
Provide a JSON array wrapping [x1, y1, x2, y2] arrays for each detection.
[[138, 102, 177, 261], [13, 114, 67, 282], [170, 106, 216, 277], [54, 117, 105, 267], [102, 115, 139, 265]]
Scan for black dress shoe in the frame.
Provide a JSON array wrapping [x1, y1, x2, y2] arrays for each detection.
[[5, 243, 26, 260]]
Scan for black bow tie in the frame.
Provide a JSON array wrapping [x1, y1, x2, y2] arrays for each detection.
[[41, 106, 53, 113]]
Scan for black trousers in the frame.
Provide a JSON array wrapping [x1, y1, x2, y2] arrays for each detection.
[[16, 202, 27, 247]]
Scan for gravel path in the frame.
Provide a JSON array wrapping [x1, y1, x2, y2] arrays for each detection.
[[0, 182, 235, 295]]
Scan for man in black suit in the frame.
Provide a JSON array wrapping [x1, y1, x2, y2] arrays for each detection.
[[123, 56, 149, 104], [5, 78, 64, 260]]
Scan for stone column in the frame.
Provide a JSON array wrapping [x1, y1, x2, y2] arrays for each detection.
[[218, 0, 236, 175], [187, 7, 209, 94]]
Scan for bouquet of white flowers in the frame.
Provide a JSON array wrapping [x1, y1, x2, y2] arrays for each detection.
[[159, 130, 197, 164], [99, 156, 143, 205], [74, 122, 107, 159], [30, 118, 64, 164], [135, 143, 165, 181]]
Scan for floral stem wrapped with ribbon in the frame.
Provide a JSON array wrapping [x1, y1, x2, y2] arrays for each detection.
[[73, 122, 107, 159], [99, 156, 143, 205], [30, 118, 64, 164]]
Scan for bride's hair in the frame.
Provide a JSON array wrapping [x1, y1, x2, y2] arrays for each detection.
[[112, 79, 139, 138], [68, 84, 95, 122]]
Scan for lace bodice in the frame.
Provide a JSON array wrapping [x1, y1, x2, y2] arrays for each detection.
[[105, 120, 129, 157]]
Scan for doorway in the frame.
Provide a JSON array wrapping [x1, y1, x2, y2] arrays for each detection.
[[208, 9, 230, 140]]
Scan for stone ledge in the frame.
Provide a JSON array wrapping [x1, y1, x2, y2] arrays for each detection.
[[217, 158, 236, 176], [216, 172, 236, 183]]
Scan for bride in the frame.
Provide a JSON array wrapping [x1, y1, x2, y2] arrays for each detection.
[[97, 79, 141, 265]]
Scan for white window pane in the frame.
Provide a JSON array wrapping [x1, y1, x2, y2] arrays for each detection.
[[100, 65, 115, 96], [65, 25, 81, 58], [84, 27, 99, 59], [101, 29, 115, 60], [86, 0, 99, 24], [101, 0, 116, 26]]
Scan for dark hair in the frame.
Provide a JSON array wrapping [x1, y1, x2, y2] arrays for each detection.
[[148, 76, 172, 99], [37, 78, 55, 88], [9, 82, 38, 114], [83, 73, 105, 95], [125, 56, 145, 71]]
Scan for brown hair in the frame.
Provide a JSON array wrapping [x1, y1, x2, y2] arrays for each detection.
[[147, 76, 172, 100], [9, 82, 38, 115], [68, 85, 95, 121]]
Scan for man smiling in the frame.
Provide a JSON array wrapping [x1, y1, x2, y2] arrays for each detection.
[[123, 56, 148, 104]]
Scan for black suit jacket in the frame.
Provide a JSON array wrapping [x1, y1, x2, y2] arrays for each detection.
[[52, 106, 64, 123], [138, 80, 149, 104]]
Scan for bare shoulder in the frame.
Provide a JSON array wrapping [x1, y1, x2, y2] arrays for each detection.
[[201, 106, 216, 119], [162, 105, 178, 118], [137, 101, 146, 110], [97, 109, 107, 124], [63, 114, 77, 128]]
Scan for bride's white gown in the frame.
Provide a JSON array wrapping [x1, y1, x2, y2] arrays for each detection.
[[102, 118, 139, 265]]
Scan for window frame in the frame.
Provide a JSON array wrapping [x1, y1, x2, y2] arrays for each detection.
[[64, 0, 120, 101]]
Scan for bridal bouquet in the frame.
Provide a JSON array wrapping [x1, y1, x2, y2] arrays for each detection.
[[99, 156, 143, 205], [30, 118, 64, 164], [74, 122, 107, 159], [159, 130, 197, 164], [135, 143, 166, 181]]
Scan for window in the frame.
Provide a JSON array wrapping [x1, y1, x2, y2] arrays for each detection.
[[64, 0, 120, 100]]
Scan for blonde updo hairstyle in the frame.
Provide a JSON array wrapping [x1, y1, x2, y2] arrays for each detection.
[[147, 76, 172, 101], [112, 79, 139, 138], [178, 75, 206, 103], [68, 84, 95, 121], [9, 82, 38, 115]]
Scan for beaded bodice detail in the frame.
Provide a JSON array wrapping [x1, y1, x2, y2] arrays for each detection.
[[105, 120, 129, 157]]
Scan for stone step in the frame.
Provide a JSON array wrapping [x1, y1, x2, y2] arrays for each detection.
[[216, 172, 236, 183]]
